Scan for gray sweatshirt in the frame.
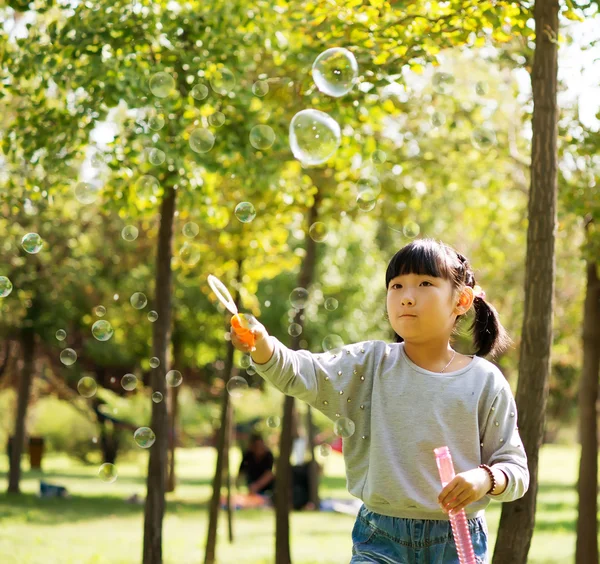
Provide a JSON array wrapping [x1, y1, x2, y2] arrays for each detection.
[[253, 337, 529, 520]]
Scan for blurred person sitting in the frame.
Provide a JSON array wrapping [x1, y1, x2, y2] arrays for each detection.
[[237, 433, 275, 498]]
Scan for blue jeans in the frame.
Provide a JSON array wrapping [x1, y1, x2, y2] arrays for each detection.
[[350, 504, 489, 564]]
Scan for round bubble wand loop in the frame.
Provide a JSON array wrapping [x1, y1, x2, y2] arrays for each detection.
[[434, 446, 477, 564], [207, 275, 257, 349]]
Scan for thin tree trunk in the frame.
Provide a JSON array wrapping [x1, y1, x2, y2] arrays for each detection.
[[275, 186, 321, 564], [225, 400, 234, 543], [492, 1, 559, 562], [7, 326, 35, 494], [575, 216, 599, 564], [306, 406, 320, 508], [167, 329, 182, 493], [143, 185, 176, 564]]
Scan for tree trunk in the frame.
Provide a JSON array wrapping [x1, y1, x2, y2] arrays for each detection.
[[275, 186, 321, 564], [306, 406, 320, 508], [492, 1, 559, 562], [167, 328, 183, 493], [142, 185, 176, 564], [225, 400, 234, 543], [575, 216, 599, 564], [7, 326, 35, 494]]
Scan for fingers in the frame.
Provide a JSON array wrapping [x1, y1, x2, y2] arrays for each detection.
[[230, 329, 255, 353]]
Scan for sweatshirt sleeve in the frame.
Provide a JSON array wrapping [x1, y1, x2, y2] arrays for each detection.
[[481, 381, 530, 502], [252, 336, 378, 423]]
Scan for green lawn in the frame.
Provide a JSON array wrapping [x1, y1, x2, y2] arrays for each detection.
[[0, 444, 594, 563]]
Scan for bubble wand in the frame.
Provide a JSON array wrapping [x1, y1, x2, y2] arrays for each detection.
[[207, 275, 257, 349], [434, 446, 476, 564]]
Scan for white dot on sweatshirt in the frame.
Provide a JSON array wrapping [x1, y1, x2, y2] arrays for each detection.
[[338, 371, 342, 376]]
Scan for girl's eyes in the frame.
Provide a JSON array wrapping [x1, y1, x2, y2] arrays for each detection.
[[391, 281, 432, 289]]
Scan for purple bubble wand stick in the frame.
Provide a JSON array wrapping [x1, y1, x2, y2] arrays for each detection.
[[434, 446, 477, 564]]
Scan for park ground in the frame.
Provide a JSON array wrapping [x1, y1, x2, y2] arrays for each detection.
[[0, 444, 595, 564]]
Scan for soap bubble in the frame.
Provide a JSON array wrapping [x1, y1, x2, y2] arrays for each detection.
[[333, 417, 355, 438], [208, 111, 225, 127], [130, 292, 148, 310], [98, 463, 118, 483], [403, 221, 421, 238], [357, 176, 381, 198], [55, 329, 66, 341], [149, 357, 160, 368], [288, 323, 302, 337], [77, 376, 97, 398], [289, 287, 309, 309], [471, 128, 497, 150], [371, 150, 387, 164], [191, 83, 209, 100], [22, 233, 43, 254], [246, 366, 256, 376], [431, 112, 446, 127], [94, 305, 106, 317], [234, 202, 256, 223], [226, 376, 248, 399], [122, 225, 139, 241], [152, 391, 163, 403], [135, 175, 160, 203], [189, 128, 215, 153], [239, 354, 252, 369], [121, 373, 138, 391], [179, 242, 201, 265], [0, 277, 13, 298], [60, 348, 78, 366], [182, 222, 199, 238], [432, 72, 454, 94], [74, 182, 100, 204], [252, 80, 269, 97], [289, 109, 341, 166], [149, 72, 175, 98], [323, 334, 344, 352], [134, 427, 156, 448], [210, 67, 235, 95], [249, 125, 275, 150], [324, 298, 339, 311], [308, 222, 328, 242], [266, 416, 280, 428], [148, 311, 158, 322], [92, 320, 114, 341], [166, 370, 182, 387], [312, 48, 358, 97], [475, 81, 489, 96], [318, 444, 332, 457], [356, 191, 377, 212], [148, 114, 165, 131], [148, 148, 166, 165]]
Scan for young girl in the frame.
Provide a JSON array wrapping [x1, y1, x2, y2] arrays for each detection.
[[230, 238, 529, 563]]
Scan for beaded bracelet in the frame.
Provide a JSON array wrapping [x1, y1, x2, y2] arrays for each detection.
[[478, 464, 496, 495]]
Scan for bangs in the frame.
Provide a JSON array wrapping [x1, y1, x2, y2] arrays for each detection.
[[385, 239, 453, 288]]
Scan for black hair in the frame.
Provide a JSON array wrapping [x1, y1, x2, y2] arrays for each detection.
[[249, 432, 264, 445], [385, 238, 512, 359]]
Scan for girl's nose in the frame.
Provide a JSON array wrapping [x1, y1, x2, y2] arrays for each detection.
[[401, 297, 414, 306]]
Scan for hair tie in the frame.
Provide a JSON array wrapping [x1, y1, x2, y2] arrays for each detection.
[[473, 284, 486, 300]]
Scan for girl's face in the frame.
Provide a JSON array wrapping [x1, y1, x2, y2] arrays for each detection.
[[386, 272, 472, 342]]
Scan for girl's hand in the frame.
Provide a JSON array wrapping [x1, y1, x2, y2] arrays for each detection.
[[230, 315, 269, 353], [438, 468, 491, 514]]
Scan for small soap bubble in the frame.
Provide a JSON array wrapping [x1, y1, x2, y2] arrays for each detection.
[[475, 81, 489, 96], [471, 128, 497, 150], [210, 67, 235, 95], [74, 182, 100, 205], [431, 112, 446, 127], [289, 109, 341, 166], [152, 391, 163, 403], [324, 298, 338, 311], [356, 190, 377, 212], [289, 287, 309, 309], [246, 366, 256, 376], [148, 114, 165, 131], [322, 334, 344, 352], [234, 202, 256, 223], [121, 373, 138, 391], [312, 48, 358, 97], [266, 416, 281, 428], [22, 233, 43, 254], [147, 310, 158, 322], [226, 375, 248, 399], [55, 329, 67, 341], [94, 305, 106, 317], [148, 148, 166, 165], [333, 417, 355, 438], [98, 463, 118, 483], [179, 242, 201, 265], [308, 222, 328, 242], [288, 323, 302, 337], [130, 292, 148, 310], [191, 83, 209, 100], [166, 370, 182, 387], [0, 276, 13, 298], [135, 175, 160, 203], [60, 348, 78, 366], [149, 72, 175, 98], [122, 225, 139, 241], [208, 111, 225, 127], [252, 80, 269, 97], [239, 354, 252, 369], [403, 221, 420, 239], [357, 177, 381, 198], [189, 128, 215, 153], [249, 125, 275, 150], [318, 444, 332, 457], [92, 320, 114, 341], [134, 427, 156, 448], [432, 72, 455, 94], [182, 222, 199, 238], [149, 357, 160, 368], [77, 376, 97, 397], [371, 150, 387, 164]]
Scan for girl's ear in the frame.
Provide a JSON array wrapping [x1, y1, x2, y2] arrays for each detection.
[[455, 286, 474, 313]]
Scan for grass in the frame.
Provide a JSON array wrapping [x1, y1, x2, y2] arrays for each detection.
[[0, 444, 596, 563]]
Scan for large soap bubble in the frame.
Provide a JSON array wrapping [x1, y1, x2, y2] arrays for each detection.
[[289, 109, 341, 166], [189, 128, 215, 154], [149, 72, 175, 98], [312, 48, 358, 97]]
